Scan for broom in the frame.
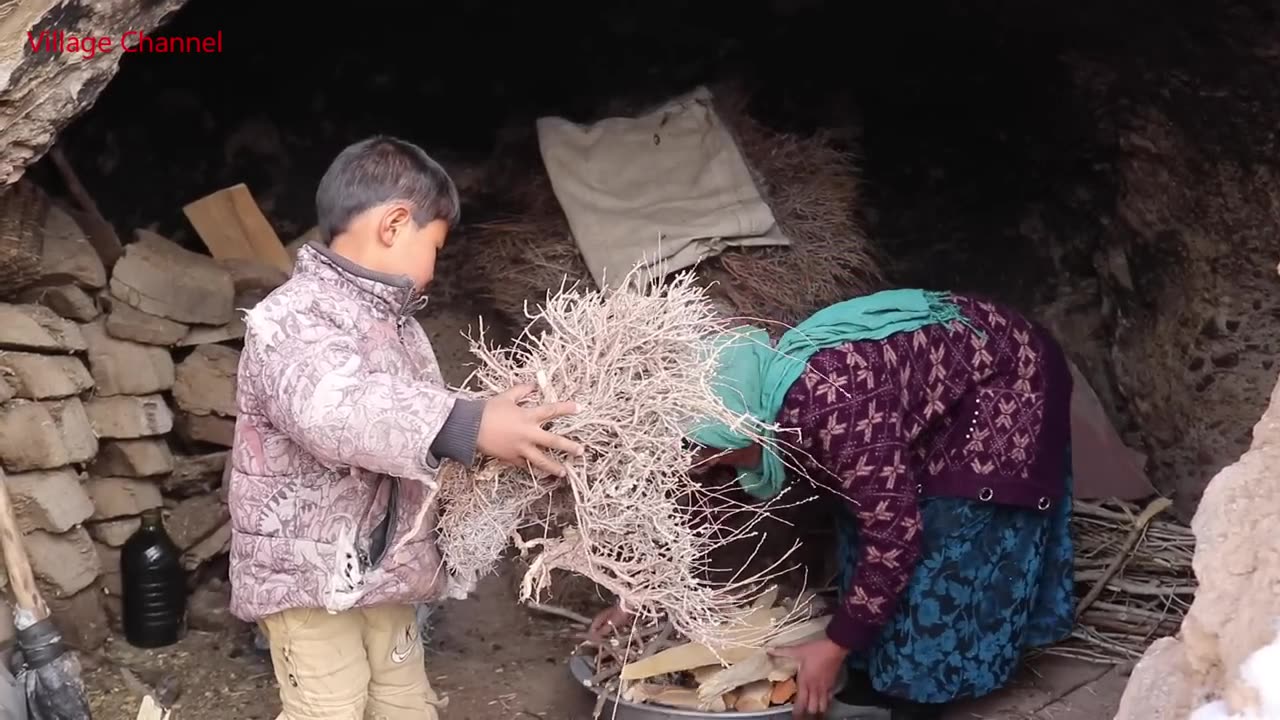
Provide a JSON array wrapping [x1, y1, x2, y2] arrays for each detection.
[[0, 468, 92, 719]]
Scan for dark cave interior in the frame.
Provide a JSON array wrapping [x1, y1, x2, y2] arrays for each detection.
[[23, 0, 1280, 512]]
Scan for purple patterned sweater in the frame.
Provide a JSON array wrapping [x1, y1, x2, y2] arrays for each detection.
[[778, 296, 1072, 651]]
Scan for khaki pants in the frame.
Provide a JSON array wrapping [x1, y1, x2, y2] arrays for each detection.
[[260, 604, 440, 720]]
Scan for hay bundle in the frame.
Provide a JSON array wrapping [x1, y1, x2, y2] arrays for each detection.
[[468, 87, 884, 329], [1042, 497, 1196, 664], [435, 269, 802, 648]]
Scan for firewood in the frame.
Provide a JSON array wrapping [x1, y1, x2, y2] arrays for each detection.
[[619, 605, 787, 680], [733, 680, 773, 712], [624, 683, 726, 712], [770, 678, 797, 705]]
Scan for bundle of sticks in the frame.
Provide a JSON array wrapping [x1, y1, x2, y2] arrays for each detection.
[[1044, 497, 1197, 663], [434, 267, 811, 648], [576, 587, 832, 716]]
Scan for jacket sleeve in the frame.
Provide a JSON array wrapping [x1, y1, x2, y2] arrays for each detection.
[[823, 442, 924, 652], [249, 329, 484, 482]]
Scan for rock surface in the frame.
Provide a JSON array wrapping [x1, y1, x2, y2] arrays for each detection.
[[0, 352, 94, 399], [1115, 377, 1280, 718], [6, 468, 95, 534], [108, 231, 234, 325], [81, 319, 175, 395], [173, 344, 239, 417], [0, 303, 86, 352], [0, 0, 189, 185]]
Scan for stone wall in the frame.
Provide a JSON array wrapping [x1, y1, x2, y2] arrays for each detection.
[[0, 181, 276, 648]]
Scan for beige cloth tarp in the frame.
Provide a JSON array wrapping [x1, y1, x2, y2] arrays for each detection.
[[535, 86, 788, 290]]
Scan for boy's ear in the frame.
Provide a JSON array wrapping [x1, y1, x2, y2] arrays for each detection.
[[378, 204, 414, 247]]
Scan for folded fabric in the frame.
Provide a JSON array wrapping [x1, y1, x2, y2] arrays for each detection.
[[536, 86, 788, 290]]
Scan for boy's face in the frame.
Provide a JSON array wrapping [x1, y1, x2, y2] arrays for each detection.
[[376, 204, 449, 291]]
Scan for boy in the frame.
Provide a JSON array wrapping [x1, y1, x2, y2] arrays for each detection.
[[228, 136, 582, 719]]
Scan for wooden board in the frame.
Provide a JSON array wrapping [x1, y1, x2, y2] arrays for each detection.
[[182, 184, 291, 274]]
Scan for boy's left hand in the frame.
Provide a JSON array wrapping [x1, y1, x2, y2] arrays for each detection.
[[476, 383, 583, 476]]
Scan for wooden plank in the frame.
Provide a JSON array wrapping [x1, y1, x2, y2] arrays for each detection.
[[182, 184, 291, 274]]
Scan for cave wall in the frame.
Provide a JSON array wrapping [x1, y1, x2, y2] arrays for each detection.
[[0, 0, 187, 184]]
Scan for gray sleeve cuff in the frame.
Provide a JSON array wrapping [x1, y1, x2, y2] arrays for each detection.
[[430, 397, 485, 466]]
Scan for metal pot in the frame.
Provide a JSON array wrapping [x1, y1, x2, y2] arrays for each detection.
[[568, 655, 887, 720]]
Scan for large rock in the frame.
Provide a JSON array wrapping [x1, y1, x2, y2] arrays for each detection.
[[165, 494, 229, 551], [91, 439, 174, 477], [0, 0, 189, 185], [173, 344, 239, 417], [0, 303, 85, 352], [48, 584, 110, 651], [17, 284, 99, 322], [33, 204, 107, 289], [81, 320, 174, 395], [84, 476, 163, 520], [24, 527, 100, 598], [103, 297, 188, 346], [0, 398, 97, 472], [6, 468, 95, 534], [83, 394, 173, 439], [108, 231, 234, 325], [1116, 378, 1280, 719], [175, 412, 235, 447], [163, 451, 227, 497], [0, 351, 93, 399], [87, 517, 138, 547]]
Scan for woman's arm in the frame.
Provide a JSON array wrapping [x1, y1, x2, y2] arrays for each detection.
[[823, 440, 923, 652]]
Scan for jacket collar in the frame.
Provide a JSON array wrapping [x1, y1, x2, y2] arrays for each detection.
[[294, 241, 428, 317]]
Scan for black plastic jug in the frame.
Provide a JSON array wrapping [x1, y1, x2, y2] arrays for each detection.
[[121, 508, 187, 648]]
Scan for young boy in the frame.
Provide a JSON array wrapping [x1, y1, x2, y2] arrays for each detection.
[[228, 136, 582, 719]]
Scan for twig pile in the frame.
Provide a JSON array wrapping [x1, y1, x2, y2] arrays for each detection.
[[436, 269, 803, 648], [1042, 497, 1196, 663], [467, 85, 884, 329]]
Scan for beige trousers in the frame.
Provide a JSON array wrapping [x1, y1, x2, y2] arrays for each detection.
[[260, 604, 441, 720]]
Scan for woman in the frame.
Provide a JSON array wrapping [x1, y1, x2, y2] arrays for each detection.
[[591, 289, 1076, 720]]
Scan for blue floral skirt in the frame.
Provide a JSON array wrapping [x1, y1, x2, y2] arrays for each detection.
[[835, 453, 1075, 704]]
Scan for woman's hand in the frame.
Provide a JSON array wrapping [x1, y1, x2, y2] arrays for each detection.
[[769, 637, 849, 718], [588, 604, 635, 641]]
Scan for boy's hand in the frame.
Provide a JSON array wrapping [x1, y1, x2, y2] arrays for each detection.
[[477, 383, 583, 477]]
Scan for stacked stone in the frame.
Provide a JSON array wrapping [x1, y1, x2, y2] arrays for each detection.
[[0, 202, 113, 649], [91, 229, 269, 623]]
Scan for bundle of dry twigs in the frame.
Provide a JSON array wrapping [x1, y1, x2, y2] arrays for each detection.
[[436, 268, 805, 648], [1042, 497, 1196, 663]]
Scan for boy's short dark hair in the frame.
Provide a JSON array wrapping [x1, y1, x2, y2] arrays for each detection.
[[315, 135, 461, 242]]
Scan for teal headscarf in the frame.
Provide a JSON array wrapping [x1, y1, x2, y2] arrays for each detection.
[[688, 289, 969, 499]]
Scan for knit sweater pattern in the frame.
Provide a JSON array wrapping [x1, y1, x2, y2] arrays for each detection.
[[778, 296, 1071, 651]]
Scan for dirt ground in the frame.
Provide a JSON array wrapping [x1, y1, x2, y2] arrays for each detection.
[[83, 562, 599, 720]]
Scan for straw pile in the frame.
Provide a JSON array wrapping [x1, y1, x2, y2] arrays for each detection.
[[467, 86, 884, 329], [1044, 497, 1196, 664], [435, 268, 805, 648]]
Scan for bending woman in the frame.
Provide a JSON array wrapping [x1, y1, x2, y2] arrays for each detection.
[[592, 290, 1076, 720]]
